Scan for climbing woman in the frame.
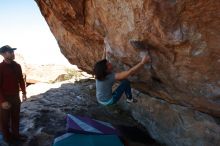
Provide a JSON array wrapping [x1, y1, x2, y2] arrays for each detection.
[[93, 48, 150, 106]]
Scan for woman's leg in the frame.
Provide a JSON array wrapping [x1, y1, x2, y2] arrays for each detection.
[[111, 79, 133, 104], [123, 80, 132, 100]]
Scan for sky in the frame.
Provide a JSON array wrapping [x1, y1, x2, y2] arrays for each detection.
[[0, 0, 70, 65]]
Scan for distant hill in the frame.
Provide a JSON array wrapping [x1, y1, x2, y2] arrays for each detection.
[[0, 53, 87, 84]]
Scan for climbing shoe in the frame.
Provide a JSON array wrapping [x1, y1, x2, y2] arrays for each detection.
[[126, 98, 137, 103]]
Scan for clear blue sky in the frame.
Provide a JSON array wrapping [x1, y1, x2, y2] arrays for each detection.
[[0, 0, 70, 65]]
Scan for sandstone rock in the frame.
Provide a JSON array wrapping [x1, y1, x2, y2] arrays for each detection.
[[35, 0, 220, 117], [35, 1, 220, 145], [120, 91, 220, 146], [20, 79, 160, 146], [21, 79, 220, 146]]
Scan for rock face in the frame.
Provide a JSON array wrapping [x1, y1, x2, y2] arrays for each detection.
[[35, 0, 220, 145], [120, 90, 220, 146], [35, 0, 220, 116], [20, 79, 160, 146]]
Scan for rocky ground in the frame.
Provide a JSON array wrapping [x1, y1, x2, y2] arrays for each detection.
[[16, 77, 163, 146]]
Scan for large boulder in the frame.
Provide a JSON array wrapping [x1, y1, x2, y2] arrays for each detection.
[[35, 1, 220, 145], [120, 90, 220, 146], [35, 0, 220, 117]]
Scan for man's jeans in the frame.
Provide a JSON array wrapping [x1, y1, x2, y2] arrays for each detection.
[[0, 95, 21, 142], [111, 79, 132, 104]]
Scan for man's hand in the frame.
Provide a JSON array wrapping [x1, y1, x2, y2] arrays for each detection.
[[1, 101, 11, 110], [22, 94, 27, 102]]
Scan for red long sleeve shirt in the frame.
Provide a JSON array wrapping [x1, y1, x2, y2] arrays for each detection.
[[0, 60, 26, 103]]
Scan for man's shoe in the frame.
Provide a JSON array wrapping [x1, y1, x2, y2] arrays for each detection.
[[126, 98, 137, 103]]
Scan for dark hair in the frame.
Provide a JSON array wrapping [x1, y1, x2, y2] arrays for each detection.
[[93, 59, 108, 80]]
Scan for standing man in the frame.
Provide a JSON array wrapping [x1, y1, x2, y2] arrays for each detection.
[[0, 45, 27, 144]]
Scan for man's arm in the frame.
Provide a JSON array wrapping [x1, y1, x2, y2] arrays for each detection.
[[0, 65, 11, 109], [0, 85, 5, 103], [0, 88, 10, 109], [115, 55, 150, 80]]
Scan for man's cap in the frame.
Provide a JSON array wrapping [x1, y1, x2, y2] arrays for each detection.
[[0, 45, 17, 53]]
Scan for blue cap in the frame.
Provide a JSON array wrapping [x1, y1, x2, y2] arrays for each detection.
[[0, 45, 17, 53]]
